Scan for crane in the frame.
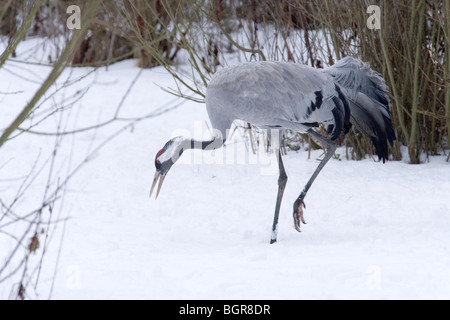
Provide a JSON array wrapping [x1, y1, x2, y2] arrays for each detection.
[[150, 57, 396, 243]]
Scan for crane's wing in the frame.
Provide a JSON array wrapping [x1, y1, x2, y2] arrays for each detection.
[[207, 58, 395, 162], [323, 56, 391, 117], [323, 57, 396, 161], [207, 61, 350, 140]]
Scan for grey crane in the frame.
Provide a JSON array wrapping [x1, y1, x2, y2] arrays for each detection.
[[150, 57, 396, 243]]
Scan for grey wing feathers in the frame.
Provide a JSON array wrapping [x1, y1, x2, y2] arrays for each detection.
[[323, 57, 391, 117], [207, 61, 348, 139], [323, 57, 396, 161], [206, 58, 395, 161], [345, 92, 394, 162]]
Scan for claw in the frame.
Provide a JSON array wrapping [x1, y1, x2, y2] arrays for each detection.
[[293, 199, 307, 232]]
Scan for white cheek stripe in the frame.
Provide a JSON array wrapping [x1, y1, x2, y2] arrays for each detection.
[[157, 137, 185, 163], [158, 149, 175, 163]]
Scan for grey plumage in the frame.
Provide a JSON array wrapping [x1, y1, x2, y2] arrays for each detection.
[[206, 61, 341, 139], [324, 57, 396, 162], [151, 57, 396, 243], [206, 57, 394, 161]]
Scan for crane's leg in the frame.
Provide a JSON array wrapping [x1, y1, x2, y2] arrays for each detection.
[[270, 150, 288, 244], [293, 129, 337, 232]]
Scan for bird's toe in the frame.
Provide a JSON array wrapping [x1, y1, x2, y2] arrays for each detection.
[[293, 199, 307, 232]]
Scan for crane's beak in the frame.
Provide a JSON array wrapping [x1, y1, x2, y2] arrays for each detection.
[[149, 170, 166, 199]]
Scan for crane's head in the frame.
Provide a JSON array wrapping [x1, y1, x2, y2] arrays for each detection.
[[150, 137, 186, 199]]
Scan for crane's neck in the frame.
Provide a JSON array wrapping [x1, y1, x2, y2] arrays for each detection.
[[189, 137, 224, 151], [189, 132, 225, 150], [172, 134, 225, 161]]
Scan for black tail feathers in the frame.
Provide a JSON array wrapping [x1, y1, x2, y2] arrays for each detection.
[[324, 57, 396, 162], [347, 93, 395, 163]]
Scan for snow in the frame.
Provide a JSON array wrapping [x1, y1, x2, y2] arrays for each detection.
[[1, 38, 450, 300]]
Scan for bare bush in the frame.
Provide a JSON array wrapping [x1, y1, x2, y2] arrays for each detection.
[[130, 0, 448, 163], [4, 1, 447, 162], [0, 0, 102, 299]]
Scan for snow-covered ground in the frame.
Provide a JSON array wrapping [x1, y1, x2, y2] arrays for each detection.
[[1, 38, 450, 300]]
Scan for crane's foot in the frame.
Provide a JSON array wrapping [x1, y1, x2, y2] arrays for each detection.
[[293, 197, 307, 232], [270, 225, 278, 244]]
